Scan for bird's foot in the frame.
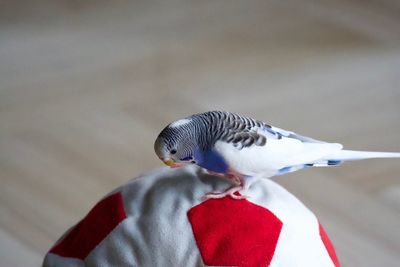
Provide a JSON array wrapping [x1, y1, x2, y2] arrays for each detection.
[[201, 185, 248, 201]]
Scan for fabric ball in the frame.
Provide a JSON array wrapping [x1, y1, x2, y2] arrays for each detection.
[[43, 166, 340, 267]]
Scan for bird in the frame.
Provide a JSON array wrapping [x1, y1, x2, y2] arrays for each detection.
[[154, 111, 400, 200]]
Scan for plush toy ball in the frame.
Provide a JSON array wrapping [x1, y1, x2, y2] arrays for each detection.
[[43, 166, 340, 267]]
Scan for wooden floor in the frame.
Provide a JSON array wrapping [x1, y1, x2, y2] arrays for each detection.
[[1, 1, 400, 266]]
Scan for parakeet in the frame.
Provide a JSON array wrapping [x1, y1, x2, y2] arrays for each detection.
[[154, 111, 400, 200]]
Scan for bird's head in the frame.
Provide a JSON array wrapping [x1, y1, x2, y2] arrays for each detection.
[[154, 118, 200, 168]]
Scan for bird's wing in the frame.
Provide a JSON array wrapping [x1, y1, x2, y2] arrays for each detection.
[[265, 125, 326, 143], [225, 130, 266, 148], [222, 122, 324, 149], [208, 111, 331, 151], [254, 124, 344, 167], [216, 118, 344, 173]]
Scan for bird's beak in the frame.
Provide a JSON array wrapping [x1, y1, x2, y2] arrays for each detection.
[[163, 158, 175, 167]]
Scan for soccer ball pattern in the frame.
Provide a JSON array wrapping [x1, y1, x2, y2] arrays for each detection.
[[43, 166, 340, 267]]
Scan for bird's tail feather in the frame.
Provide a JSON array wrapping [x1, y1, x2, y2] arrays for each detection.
[[275, 149, 400, 176], [324, 150, 400, 161]]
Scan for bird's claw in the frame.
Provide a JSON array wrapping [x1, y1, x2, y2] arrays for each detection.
[[201, 185, 248, 201], [229, 193, 248, 200]]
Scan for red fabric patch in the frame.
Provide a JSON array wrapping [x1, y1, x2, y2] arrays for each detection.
[[188, 197, 282, 267], [50, 192, 126, 260], [319, 223, 340, 267]]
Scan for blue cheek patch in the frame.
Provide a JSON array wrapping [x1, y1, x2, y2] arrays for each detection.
[[195, 149, 228, 174], [180, 156, 193, 161]]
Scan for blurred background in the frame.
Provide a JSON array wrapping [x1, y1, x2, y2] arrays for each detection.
[[1, 0, 400, 266]]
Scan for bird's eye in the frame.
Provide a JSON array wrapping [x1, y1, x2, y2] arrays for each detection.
[[170, 149, 177, 154]]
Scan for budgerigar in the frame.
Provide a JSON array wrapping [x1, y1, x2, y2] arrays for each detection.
[[154, 111, 400, 200]]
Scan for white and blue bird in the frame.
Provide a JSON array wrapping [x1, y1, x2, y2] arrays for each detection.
[[154, 111, 400, 200]]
